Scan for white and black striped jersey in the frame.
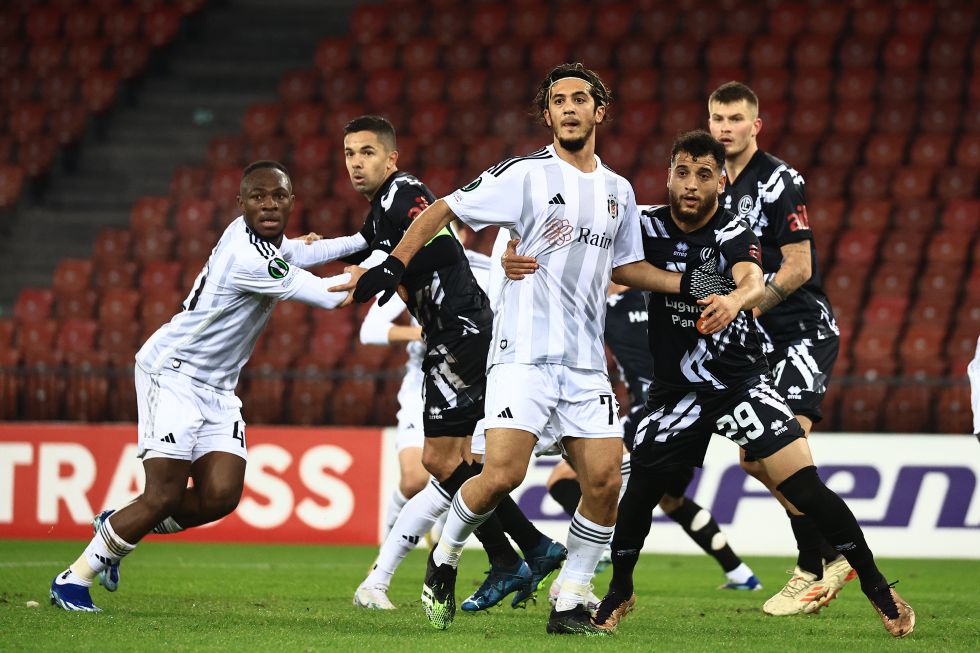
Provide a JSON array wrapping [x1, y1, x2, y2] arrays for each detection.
[[721, 150, 838, 346], [137, 216, 354, 391], [605, 289, 653, 407], [638, 205, 767, 391], [351, 171, 493, 360], [446, 145, 644, 371]]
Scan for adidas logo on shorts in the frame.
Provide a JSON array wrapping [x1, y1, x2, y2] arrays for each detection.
[[160, 433, 176, 444]]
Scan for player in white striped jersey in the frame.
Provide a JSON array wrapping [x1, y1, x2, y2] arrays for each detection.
[[350, 63, 711, 635], [50, 161, 361, 613]]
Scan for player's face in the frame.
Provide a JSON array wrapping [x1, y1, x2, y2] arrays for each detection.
[[238, 168, 294, 243], [344, 131, 397, 199], [708, 100, 761, 160], [543, 77, 605, 152], [667, 152, 725, 226]]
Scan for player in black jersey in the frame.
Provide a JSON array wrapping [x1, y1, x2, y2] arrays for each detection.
[[545, 283, 762, 591], [337, 116, 559, 613], [708, 81, 850, 615], [593, 131, 914, 638]]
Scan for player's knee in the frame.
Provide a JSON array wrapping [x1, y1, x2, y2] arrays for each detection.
[[202, 482, 243, 519], [583, 470, 622, 506], [659, 494, 684, 514], [775, 465, 825, 513], [400, 472, 428, 499], [482, 463, 526, 496], [141, 487, 184, 520]]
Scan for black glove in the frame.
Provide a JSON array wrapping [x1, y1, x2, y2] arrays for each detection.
[[680, 256, 736, 300], [353, 255, 405, 305]]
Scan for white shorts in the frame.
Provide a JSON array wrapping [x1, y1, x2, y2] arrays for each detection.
[[394, 365, 425, 452], [136, 363, 247, 463], [471, 417, 563, 458], [482, 363, 623, 446]]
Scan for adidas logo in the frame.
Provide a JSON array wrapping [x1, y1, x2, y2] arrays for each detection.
[[95, 554, 111, 565], [383, 268, 394, 276], [160, 433, 176, 444], [380, 239, 391, 246], [401, 534, 420, 545], [497, 407, 514, 419], [548, 193, 566, 205]]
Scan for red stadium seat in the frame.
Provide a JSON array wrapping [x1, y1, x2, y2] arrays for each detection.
[[954, 135, 980, 167], [882, 34, 924, 70], [919, 103, 960, 134], [0, 40, 24, 76], [907, 134, 951, 167], [99, 288, 140, 327], [792, 68, 831, 103], [448, 69, 487, 105], [877, 104, 917, 134], [511, 4, 550, 41], [808, 200, 845, 235], [175, 198, 218, 235], [175, 231, 215, 265], [529, 37, 569, 73], [824, 264, 871, 311], [103, 6, 140, 45], [292, 136, 331, 173], [834, 68, 876, 103], [636, 5, 676, 41], [405, 69, 445, 104], [870, 266, 916, 298], [892, 200, 938, 233], [923, 67, 964, 103], [917, 267, 961, 300], [57, 319, 98, 354], [356, 42, 397, 72], [879, 232, 925, 265], [862, 296, 909, 330], [97, 321, 140, 357], [838, 385, 886, 432], [429, 6, 467, 45], [941, 199, 979, 232], [616, 69, 658, 104], [553, 3, 592, 42], [286, 363, 332, 425], [207, 134, 245, 170], [67, 39, 107, 75], [52, 258, 92, 296], [8, 102, 46, 144], [900, 326, 945, 367], [349, 4, 387, 44], [130, 196, 171, 234], [947, 327, 979, 365], [0, 161, 23, 208], [81, 69, 119, 113], [848, 169, 891, 201], [748, 68, 790, 104], [803, 166, 845, 201], [469, 5, 507, 45], [63, 350, 110, 422], [56, 288, 98, 321], [705, 35, 746, 69], [661, 40, 699, 69], [139, 261, 182, 293], [617, 101, 660, 138], [659, 101, 702, 136], [277, 68, 317, 104], [936, 169, 976, 200], [64, 6, 100, 40], [283, 102, 322, 143], [774, 136, 816, 170], [661, 71, 703, 102], [421, 138, 461, 169], [313, 37, 352, 75], [409, 103, 448, 144], [928, 35, 968, 68], [17, 137, 58, 179], [0, 346, 19, 420], [143, 6, 181, 47], [112, 40, 151, 80], [881, 386, 935, 433], [22, 349, 65, 421], [936, 386, 973, 434], [132, 229, 175, 265], [596, 3, 634, 41], [331, 378, 376, 426], [402, 38, 440, 71], [817, 137, 859, 168], [787, 101, 830, 137], [601, 135, 639, 173], [847, 200, 891, 232], [833, 102, 873, 136], [572, 41, 613, 72], [615, 41, 654, 73], [241, 104, 281, 143], [926, 231, 971, 264], [27, 40, 64, 76], [443, 41, 482, 70], [908, 295, 953, 329], [140, 289, 182, 333], [863, 134, 906, 168], [94, 258, 137, 291], [14, 288, 54, 324], [891, 167, 934, 201], [48, 105, 87, 145], [38, 68, 77, 108]]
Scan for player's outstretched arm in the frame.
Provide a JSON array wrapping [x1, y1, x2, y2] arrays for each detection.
[[696, 261, 764, 334], [610, 260, 682, 294], [280, 231, 369, 269]]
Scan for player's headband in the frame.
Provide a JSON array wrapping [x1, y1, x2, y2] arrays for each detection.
[[545, 70, 605, 105]]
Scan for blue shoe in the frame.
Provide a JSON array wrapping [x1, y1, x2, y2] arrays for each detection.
[[719, 574, 763, 591], [50, 570, 101, 612], [461, 560, 532, 611], [92, 510, 120, 592], [511, 539, 568, 608]]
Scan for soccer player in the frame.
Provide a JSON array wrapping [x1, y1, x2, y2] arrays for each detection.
[[970, 336, 980, 442], [340, 117, 559, 612], [545, 282, 761, 592], [708, 81, 852, 615], [589, 130, 914, 639], [49, 161, 363, 611], [347, 64, 714, 635]]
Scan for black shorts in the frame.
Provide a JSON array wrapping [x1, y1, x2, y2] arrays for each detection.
[[767, 336, 838, 423], [630, 376, 805, 472], [421, 333, 490, 437]]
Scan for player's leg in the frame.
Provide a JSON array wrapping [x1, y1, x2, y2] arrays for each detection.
[[166, 452, 247, 528], [547, 460, 581, 517], [387, 445, 427, 538], [657, 467, 760, 590], [761, 438, 914, 637]]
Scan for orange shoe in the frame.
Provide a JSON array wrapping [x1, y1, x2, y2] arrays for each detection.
[[868, 582, 915, 638]]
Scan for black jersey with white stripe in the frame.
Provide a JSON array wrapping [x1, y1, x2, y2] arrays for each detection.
[[721, 150, 838, 346], [639, 205, 768, 391], [605, 289, 653, 407], [355, 171, 492, 358]]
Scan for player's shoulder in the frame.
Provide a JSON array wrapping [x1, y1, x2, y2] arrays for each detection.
[[759, 149, 804, 186], [484, 146, 555, 179], [713, 208, 754, 244], [226, 217, 284, 270], [637, 204, 671, 238], [379, 171, 433, 211]]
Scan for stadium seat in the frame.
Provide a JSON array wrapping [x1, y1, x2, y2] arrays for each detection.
[[892, 200, 938, 233], [57, 319, 98, 354], [632, 167, 668, 205], [140, 289, 182, 333], [908, 294, 954, 329], [286, 363, 332, 425], [936, 385, 973, 434], [405, 69, 445, 105], [891, 167, 934, 201], [56, 289, 98, 321], [926, 231, 971, 265], [936, 169, 976, 200], [313, 37, 352, 75], [917, 267, 961, 301], [879, 232, 926, 265], [833, 230, 880, 267], [13, 288, 54, 324], [846, 199, 890, 231], [96, 322, 140, 358], [111, 40, 150, 80], [882, 34, 924, 70], [241, 103, 281, 143], [787, 101, 830, 137], [99, 287, 141, 327], [52, 259, 93, 297], [132, 229, 175, 265], [511, 4, 550, 41], [900, 326, 946, 369], [947, 326, 979, 365], [919, 103, 960, 134], [66, 39, 106, 76], [552, 3, 592, 41], [636, 5, 676, 41], [908, 134, 951, 167], [616, 101, 660, 138], [63, 350, 110, 422], [838, 385, 886, 432], [8, 102, 46, 144], [823, 264, 870, 312], [954, 135, 980, 167], [817, 137, 859, 168], [660, 101, 702, 136], [27, 40, 64, 76], [17, 137, 57, 179], [833, 102, 873, 136], [870, 266, 916, 299], [792, 68, 832, 103], [462, 136, 506, 176], [130, 196, 171, 234], [0, 347, 19, 420], [21, 349, 65, 421], [928, 34, 968, 68], [321, 102, 366, 139], [139, 261, 182, 293], [94, 258, 137, 291], [528, 37, 570, 73], [283, 102, 323, 143], [39, 67, 79, 107], [142, 6, 182, 48], [48, 105, 87, 145], [447, 70, 487, 105], [862, 296, 909, 330], [80, 69, 119, 113], [292, 135, 331, 173], [349, 4, 387, 44], [808, 199, 845, 235], [848, 169, 892, 200], [748, 67, 790, 102], [661, 39, 699, 70], [876, 104, 917, 134], [834, 68, 876, 103], [924, 67, 964, 103], [881, 386, 935, 434], [331, 378, 377, 426], [277, 68, 318, 104], [941, 199, 979, 232], [443, 40, 482, 70]]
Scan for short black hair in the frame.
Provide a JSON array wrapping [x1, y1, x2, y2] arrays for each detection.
[[531, 63, 612, 125], [708, 81, 759, 115], [343, 114, 397, 150], [242, 160, 289, 179], [670, 130, 726, 170]]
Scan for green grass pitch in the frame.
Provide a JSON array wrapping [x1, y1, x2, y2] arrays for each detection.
[[1, 540, 976, 652]]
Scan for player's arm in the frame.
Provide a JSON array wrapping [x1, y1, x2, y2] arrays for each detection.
[[359, 294, 422, 345], [610, 261, 681, 294], [279, 232, 369, 269], [697, 262, 764, 335], [754, 240, 811, 316], [230, 254, 351, 309]]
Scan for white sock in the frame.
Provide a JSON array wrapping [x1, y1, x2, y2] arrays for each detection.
[[71, 516, 136, 581], [54, 569, 92, 587], [432, 491, 493, 568], [556, 511, 613, 612], [383, 489, 409, 540], [430, 505, 449, 543], [362, 479, 450, 589], [726, 562, 754, 584]]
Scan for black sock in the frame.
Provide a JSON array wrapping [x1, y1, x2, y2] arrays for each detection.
[[777, 466, 887, 595], [608, 470, 667, 596], [667, 498, 742, 573], [548, 478, 582, 518], [495, 495, 547, 556], [788, 512, 825, 578], [473, 512, 521, 569], [437, 461, 476, 496], [819, 538, 841, 564]]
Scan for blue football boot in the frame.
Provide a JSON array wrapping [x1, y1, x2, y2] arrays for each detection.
[[461, 560, 532, 611]]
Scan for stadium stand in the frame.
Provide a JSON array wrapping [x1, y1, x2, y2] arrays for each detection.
[[0, 0, 976, 431]]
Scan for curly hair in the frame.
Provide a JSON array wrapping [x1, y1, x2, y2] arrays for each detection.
[[529, 63, 612, 126]]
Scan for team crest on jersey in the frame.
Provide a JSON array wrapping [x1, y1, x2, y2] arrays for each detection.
[[461, 177, 482, 192], [607, 194, 618, 219], [700, 248, 713, 261], [267, 257, 289, 279], [738, 195, 753, 216]]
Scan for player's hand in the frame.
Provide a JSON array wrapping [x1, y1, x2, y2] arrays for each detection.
[[327, 265, 365, 293], [751, 306, 762, 319], [696, 294, 740, 335], [353, 255, 405, 305], [502, 238, 538, 280], [295, 232, 322, 244], [680, 257, 736, 300]]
